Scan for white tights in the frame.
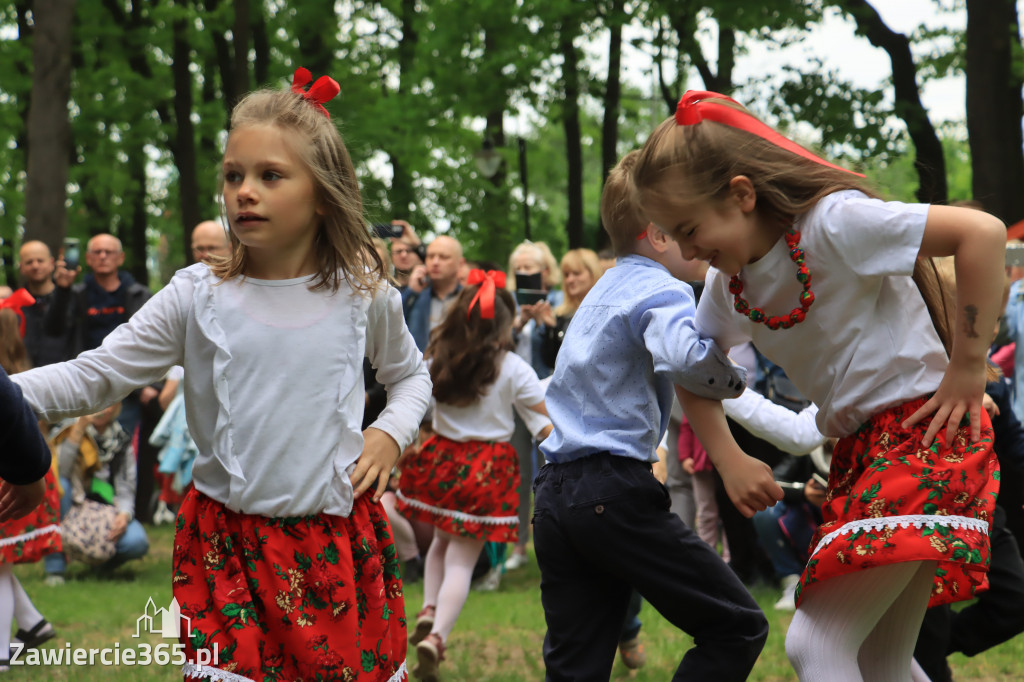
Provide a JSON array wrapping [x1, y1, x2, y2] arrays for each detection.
[[0, 566, 44, 658], [421, 529, 485, 642], [786, 560, 937, 682]]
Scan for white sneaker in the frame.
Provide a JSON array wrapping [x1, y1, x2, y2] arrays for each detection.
[[774, 574, 800, 611], [153, 501, 176, 526], [472, 566, 502, 592], [503, 551, 528, 571]]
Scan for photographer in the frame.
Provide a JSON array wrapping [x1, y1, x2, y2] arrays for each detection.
[[376, 220, 424, 291]]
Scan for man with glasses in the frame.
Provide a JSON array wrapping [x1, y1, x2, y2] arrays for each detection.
[[190, 220, 232, 263], [388, 219, 423, 291]]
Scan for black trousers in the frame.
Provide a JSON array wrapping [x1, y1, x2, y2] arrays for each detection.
[[533, 453, 768, 681], [914, 506, 1024, 682]]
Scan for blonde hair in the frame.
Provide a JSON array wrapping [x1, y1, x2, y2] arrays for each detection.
[[601, 151, 647, 256], [507, 241, 562, 288], [556, 248, 602, 315], [0, 309, 30, 375], [211, 86, 384, 293], [632, 101, 957, 368]]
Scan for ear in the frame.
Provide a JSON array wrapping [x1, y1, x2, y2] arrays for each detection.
[[728, 175, 757, 213], [645, 223, 672, 254]]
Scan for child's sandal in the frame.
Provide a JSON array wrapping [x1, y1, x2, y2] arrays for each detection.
[[15, 619, 55, 650], [413, 633, 445, 681], [410, 605, 435, 645]]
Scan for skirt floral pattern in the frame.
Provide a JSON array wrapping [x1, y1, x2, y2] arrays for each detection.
[[396, 435, 519, 543], [797, 396, 998, 608], [173, 489, 407, 682], [0, 468, 61, 564]]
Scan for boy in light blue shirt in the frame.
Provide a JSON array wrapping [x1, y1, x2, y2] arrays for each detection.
[[534, 151, 782, 681]]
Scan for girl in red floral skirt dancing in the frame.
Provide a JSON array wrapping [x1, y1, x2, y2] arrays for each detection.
[[632, 90, 1005, 681], [8, 69, 431, 681], [397, 271, 551, 680]]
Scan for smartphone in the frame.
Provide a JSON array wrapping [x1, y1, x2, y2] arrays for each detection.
[[515, 271, 547, 305], [63, 238, 81, 270], [1007, 243, 1024, 267], [372, 223, 404, 239]]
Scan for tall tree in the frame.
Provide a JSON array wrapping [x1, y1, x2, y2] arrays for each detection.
[[25, 0, 76, 255], [598, 0, 625, 245], [966, 0, 1024, 223]]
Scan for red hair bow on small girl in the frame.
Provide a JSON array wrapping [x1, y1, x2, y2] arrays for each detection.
[[291, 67, 340, 119], [675, 90, 864, 177], [0, 288, 35, 338], [466, 269, 507, 320]]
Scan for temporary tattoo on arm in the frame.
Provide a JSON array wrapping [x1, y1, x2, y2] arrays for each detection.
[[963, 304, 980, 339]]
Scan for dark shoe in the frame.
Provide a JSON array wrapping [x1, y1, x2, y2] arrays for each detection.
[[618, 635, 646, 670], [15, 619, 55, 650]]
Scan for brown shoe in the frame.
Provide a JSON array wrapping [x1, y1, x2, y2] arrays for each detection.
[[410, 605, 435, 645], [619, 636, 646, 670], [413, 633, 445, 681]]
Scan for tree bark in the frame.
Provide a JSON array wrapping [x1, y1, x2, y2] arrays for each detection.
[[561, 29, 584, 249], [25, 0, 76, 254], [173, 17, 202, 263], [844, 0, 947, 204], [233, 0, 250, 96], [599, 0, 623, 246], [966, 0, 1024, 223], [386, 0, 419, 220]]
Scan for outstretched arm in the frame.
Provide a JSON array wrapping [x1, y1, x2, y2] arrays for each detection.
[[903, 205, 1006, 446], [676, 385, 783, 517]]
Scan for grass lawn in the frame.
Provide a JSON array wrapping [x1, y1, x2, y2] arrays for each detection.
[[7, 523, 1023, 680]]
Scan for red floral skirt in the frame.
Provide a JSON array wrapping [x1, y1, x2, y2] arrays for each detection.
[[0, 469, 61, 564], [396, 436, 519, 543], [797, 397, 998, 609], [173, 489, 407, 682]]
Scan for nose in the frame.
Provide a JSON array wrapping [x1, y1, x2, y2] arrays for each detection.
[[236, 177, 257, 204], [680, 244, 698, 260]]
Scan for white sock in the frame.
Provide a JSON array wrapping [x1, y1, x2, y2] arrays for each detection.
[[431, 533, 484, 642], [0, 568, 15, 659], [10, 575, 43, 634], [421, 530, 447, 610], [786, 561, 934, 681], [858, 562, 936, 682]]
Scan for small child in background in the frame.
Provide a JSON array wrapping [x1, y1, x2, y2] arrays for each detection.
[[0, 306, 60, 668], [397, 270, 551, 681]]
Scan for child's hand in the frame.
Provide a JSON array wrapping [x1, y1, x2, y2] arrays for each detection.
[[720, 454, 783, 518], [681, 457, 696, 475], [352, 427, 401, 503], [982, 392, 999, 419], [902, 361, 986, 448], [0, 478, 46, 522]]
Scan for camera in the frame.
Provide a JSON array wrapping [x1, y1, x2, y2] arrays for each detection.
[[63, 238, 81, 270], [1007, 243, 1024, 267], [372, 223, 404, 239], [515, 272, 547, 305]]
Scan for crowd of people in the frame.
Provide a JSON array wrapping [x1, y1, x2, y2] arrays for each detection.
[[0, 71, 1021, 682]]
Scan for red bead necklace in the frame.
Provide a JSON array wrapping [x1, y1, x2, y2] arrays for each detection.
[[728, 228, 815, 330]]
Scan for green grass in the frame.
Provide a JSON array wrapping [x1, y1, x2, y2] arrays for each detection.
[[7, 525, 1023, 680]]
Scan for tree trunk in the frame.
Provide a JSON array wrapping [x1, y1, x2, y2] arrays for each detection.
[[844, 0, 947, 204], [966, 0, 1024, 223], [599, 1, 623, 247], [233, 0, 250, 96], [25, 0, 76, 255], [252, 7, 270, 86], [386, 0, 419, 220], [126, 147, 149, 285], [561, 30, 584, 249], [173, 17, 202, 263]]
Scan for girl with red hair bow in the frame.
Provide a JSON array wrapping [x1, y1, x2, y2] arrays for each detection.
[[397, 270, 552, 679]]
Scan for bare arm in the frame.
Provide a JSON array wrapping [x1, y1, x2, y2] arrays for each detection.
[[675, 386, 783, 517], [904, 205, 1006, 446]]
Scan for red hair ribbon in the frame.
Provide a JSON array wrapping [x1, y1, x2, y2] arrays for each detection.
[[466, 269, 507, 320], [0, 288, 35, 338], [291, 67, 340, 119], [675, 91, 865, 177]]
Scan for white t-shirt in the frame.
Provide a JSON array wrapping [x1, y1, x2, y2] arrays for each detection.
[[432, 352, 550, 442], [12, 264, 431, 518], [696, 190, 946, 437]]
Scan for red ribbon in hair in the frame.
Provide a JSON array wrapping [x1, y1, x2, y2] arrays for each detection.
[[291, 67, 341, 119], [0, 288, 35, 338], [466, 269, 507, 320], [675, 91, 865, 177]]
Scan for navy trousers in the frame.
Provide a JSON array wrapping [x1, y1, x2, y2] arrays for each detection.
[[533, 453, 768, 681]]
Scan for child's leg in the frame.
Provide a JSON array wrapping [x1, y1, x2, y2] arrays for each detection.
[[857, 561, 937, 682], [9, 575, 44, 633], [380, 491, 420, 563], [0, 567, 14, 660], [421, 529, 447, 609], [786, 561, 931, 681], [693, 470, 728, 561], [431, 531, 485, 641]]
